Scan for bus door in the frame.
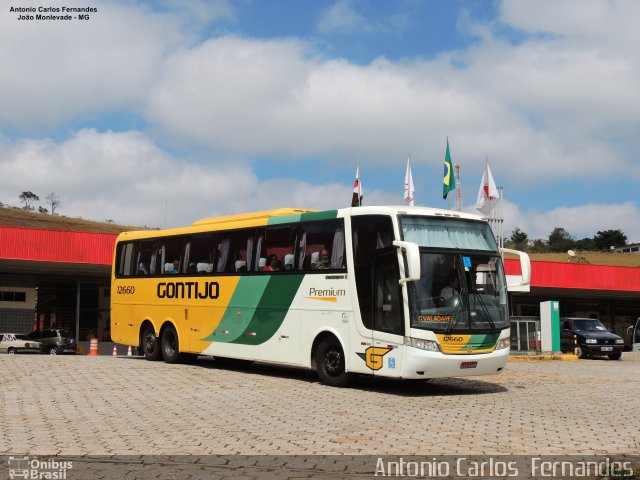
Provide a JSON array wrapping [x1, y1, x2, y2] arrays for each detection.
[[371, 250, 405, 376]]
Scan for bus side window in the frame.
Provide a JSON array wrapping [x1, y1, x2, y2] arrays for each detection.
[[159, 236, 186, 274], [117, 242, 138, 277], [136, 240, 156, 276], [256, 226, 297, 272], [297, 219, 346, 272], [185, 232, 217, 274], [217, 229, 256, 273]]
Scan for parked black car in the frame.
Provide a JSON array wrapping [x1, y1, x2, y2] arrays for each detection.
[[27, 329, 77, 355], [560, 317, 624, 360]]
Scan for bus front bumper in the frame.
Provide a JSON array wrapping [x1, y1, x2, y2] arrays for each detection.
[[400, 346, 509, 379]]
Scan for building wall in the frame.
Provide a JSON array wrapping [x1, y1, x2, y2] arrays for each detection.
[[0, 282, 37, 333]]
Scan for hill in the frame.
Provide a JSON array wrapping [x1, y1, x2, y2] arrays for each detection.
[[0, 207, 145, 234]]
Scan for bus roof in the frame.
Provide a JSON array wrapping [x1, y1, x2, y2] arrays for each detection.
[[116, 205, 488, 242], [192, 208, 316, 227], [345, 205, 487, 222]]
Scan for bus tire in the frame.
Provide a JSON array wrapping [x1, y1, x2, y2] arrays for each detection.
[[315, 339, 351, 387], [161, 324, 182, 364], [142, 325, 162, 361]]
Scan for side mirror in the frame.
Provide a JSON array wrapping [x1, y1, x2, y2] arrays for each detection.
[[393, 241, 420, 284], [501, 247, 531, 288]]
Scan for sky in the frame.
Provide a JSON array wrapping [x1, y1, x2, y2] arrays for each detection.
[[1, 0, 639, 243]]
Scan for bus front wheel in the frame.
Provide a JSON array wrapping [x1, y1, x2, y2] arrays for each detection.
[[315, 340, 351, 387], [161, 324, 182, 364], [142, 325, 161, 361]]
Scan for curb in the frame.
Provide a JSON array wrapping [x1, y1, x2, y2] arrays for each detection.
[[509, 354, 578, 361]]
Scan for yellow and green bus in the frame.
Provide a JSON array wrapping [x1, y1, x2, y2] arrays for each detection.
[[111, 206, 530, 386]]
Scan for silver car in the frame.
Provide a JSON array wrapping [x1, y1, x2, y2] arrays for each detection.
[[0, 333, 42, 354]]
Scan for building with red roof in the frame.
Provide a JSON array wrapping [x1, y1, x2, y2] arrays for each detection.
[[1, 223, 639, 352]]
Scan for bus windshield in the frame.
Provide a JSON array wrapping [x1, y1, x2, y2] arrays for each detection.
[[407, 252, 509, 332], [400, 216, 498, 251]]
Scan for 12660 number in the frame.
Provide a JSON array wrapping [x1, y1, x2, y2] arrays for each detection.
[[117, 285, 136, 295]]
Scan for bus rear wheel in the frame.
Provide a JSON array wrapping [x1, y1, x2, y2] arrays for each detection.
[[315, 340, 351, 387], [142, 325, 161, 361], [161, 324, 182, 364]]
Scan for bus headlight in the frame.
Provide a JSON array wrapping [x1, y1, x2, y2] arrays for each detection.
[[495, 338, 511, 350], [404, 337, 440, 352]]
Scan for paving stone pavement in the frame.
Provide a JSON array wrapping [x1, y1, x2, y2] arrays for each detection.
[[1, 353, 639, 460]]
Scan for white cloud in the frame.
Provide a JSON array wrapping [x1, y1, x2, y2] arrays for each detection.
[[0, 1, 185, 128], [3, 0, 640, 186], [2, 129, 636, 245], [144, 18, 640, 183], [0, 130, 397, 228], [2, 0, 640, 238], [318, 0, 372, 34]]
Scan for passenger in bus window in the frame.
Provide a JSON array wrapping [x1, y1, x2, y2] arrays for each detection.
[[263, 254, 281, 271], [165, 259, 180, 274], [315, 249, 332, 270]]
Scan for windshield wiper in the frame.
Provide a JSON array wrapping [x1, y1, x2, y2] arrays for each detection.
[[473, 291, 496, 332], [445, 287, 466, 334]]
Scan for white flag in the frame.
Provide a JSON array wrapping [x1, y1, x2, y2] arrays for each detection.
[[403, 156, 415, 206], [475, 162, 500, 215]]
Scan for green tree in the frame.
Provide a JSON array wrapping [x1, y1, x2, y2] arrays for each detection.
[[548, 227, 576, 252], [530, 239, 549, 253], [18, 191, 39, 211], [509, 228, 529, 250], [575, 237, 597, 250], [593, 229, 627, 250]]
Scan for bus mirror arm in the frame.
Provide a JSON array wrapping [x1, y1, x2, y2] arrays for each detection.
[[500, 247, 531, 287], [393, 241, 421, 284]]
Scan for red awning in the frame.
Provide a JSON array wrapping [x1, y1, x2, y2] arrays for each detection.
[[0, 226, 116, 265], [505, 258, 640, 292]]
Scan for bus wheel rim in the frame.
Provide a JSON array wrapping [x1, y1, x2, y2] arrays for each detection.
[[324, 349, 342, 376], [145, 332, 156, 352]]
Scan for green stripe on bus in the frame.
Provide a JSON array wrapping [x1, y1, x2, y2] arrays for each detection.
[[202, 276, 270, 343], [300, 210, 338, 222], [469, 333, 500, 349], [232, 274, 305, 345], [267, 210, 337, 225], [268, 214, 301, 225]]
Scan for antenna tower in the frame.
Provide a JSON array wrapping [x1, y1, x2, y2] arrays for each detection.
[[455, 163, 463, 211]]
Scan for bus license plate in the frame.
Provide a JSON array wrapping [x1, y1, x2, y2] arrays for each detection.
[[601, 346, 613, 352], [460, 361, 477, 369]]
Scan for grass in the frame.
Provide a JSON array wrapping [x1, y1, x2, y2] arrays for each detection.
[[0, 206, 145, 234]]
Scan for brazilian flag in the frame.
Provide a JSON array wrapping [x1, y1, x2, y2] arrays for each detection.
[[442, 139, 456, 199]]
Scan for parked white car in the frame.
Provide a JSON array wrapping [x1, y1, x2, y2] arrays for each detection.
[[0, 333, 42, 354]]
